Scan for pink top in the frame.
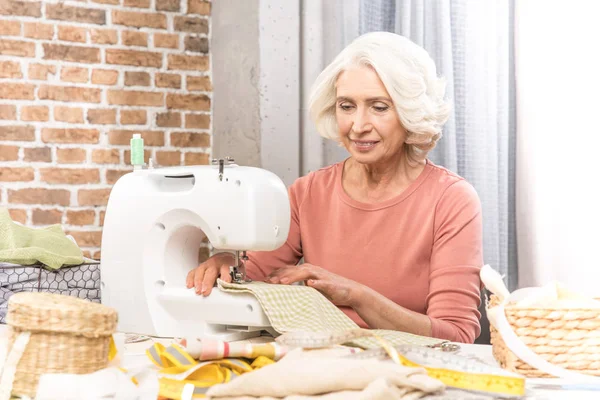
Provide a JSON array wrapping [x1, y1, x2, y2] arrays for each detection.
[[245, 160, 483, 343]]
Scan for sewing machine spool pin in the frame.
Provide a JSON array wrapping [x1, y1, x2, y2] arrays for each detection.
[[212, 157, 235, 181]]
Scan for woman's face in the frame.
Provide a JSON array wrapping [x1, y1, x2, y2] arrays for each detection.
[[335, 65, 407, 165]]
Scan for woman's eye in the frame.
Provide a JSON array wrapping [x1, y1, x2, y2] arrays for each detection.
[[373, 105, 389, 112], [339, 103, 354, 111]]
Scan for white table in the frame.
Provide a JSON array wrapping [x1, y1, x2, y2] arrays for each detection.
[[1, 325, 598, 399]]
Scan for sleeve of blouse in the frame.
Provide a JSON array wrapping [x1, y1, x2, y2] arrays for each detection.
[[427, 179, 484, 343], [243, 175, 308, 280]]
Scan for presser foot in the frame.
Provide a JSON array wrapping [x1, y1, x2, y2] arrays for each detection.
[[229, 265, 252, 284]]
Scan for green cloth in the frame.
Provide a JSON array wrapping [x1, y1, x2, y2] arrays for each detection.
[[0, 208, 83, 269], [218, 279, 445, 349]]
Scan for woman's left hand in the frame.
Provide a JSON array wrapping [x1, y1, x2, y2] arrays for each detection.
[[265, 264, 363, 307]]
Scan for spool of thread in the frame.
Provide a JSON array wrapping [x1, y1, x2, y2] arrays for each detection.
[[130, 133, 144, 169]]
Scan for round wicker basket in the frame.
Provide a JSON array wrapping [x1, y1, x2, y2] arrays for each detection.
[[488, 294, 600, 378], [5, 292, 118, 397]]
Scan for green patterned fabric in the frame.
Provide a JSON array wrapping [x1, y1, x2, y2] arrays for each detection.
[[0, 208, 83, 270], [218, 280, 445, 349]]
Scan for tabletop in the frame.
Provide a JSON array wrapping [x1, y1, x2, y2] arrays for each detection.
[[1, 325, 598, 399]]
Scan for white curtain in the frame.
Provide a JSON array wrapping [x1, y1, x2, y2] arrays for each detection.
[[515, 0, 600, 298]]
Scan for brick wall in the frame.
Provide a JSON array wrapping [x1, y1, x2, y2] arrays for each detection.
[[0, 0, 212, 260]]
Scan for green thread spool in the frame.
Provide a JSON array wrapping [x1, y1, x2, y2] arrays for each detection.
[[130, 133, 144, 169]]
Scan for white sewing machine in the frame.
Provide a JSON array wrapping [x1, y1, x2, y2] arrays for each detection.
[[100, 158, 291, 341]]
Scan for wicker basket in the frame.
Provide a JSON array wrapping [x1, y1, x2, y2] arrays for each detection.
[[488, 294, 600, 378], [5, 291, 118, 397]]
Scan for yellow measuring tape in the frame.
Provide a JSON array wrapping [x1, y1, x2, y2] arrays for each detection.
[[146, 342, 274, 399], [369, 335, 525, 397]]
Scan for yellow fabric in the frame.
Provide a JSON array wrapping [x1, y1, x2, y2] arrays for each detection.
[[0, 207, 83, 269]]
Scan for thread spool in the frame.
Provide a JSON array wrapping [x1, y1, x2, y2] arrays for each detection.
[[130, 133, 144, 169]]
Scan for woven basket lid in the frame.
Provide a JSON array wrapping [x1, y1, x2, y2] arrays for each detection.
[[6, 292, 118, 337]]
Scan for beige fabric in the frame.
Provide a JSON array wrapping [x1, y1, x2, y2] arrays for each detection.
[[206, 349, 444, 400]]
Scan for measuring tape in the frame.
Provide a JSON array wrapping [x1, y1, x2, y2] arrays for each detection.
[[276, 329, 526, 397]]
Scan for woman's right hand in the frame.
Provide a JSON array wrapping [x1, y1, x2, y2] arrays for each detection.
[[186, 252, 236, 296]]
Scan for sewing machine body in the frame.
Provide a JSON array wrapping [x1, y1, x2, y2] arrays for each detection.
[[101, 163, 290, 340]]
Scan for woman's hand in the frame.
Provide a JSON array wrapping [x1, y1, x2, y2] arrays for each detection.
[[265, 263, 364, 307], [186, 252, 235, 296]]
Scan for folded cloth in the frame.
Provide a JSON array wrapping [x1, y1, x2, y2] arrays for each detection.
[[217, 280, 445, 349], [0, 208, 83, 270], [206, 348, 445, 400]]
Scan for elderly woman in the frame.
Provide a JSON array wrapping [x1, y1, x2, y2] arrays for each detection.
[[187, 32, 483, 343]]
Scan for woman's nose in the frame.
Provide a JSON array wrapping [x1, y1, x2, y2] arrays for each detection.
[[351, 109, 372, 134]]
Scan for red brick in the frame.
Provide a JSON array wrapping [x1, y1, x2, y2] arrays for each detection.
[[32, 209, 63, 225], [171, 132, 210, 147], [0, 105, 16, 120], [28, 64, 56, 80], [0, 83, 35, 100], [112, 10, 166, 29], [66, 210, 95, 226], [157, 0, 180, 12], [154, 33, 178, 49], [157, 112, 181, 127], [185, 36, 208, 53], [58, 25, 87, 43], [0, 1, 42, 17], [54, 106, 84, 123], [124, 71, 150, 86], [123, 0, 150, 8], [92, 149, 120, 164], [0, 145, 19, 161], [39, 85, 101, 103], [46, 4, 106, 25], [167, 54, 208, 71], [167, 94, 210, 111], [184, 152, 209, 165], [92, 250, 102, 260], [187, 76, 211, 91], [99, 210, 106, 226], [9, 188, 70, 206], [42, 128, 100, 144], [185, 113, 210, 129], [174, 16, 208, 33], [43, 44, 100, 64], [78, 189, 111, 206], [91, 29, 117, 44], [61, 67, 89, 83], [123, 149, 151, 165], [156, 73, 181, 88], [108, 90, 163, 106], [23, 22, 53, 39], [188, 0, 211, 15], [0, 61, 22, 79], [92, 0, 119, 4], [106, 169, 130, 184], [91, 69, 118, 85], [106, 49, 162, 67], [21, 106, 49, 122], [156, 151, 181, 166], [0, 39, 35, 57], [121, 110, 146, 124], [40, 168, 100, 184], [0, 20, 20, 36], [0, 167, 34, 182], [87, 109, 117, 124], [122, 30, 147, 47], [8, 209, 27, 224], [0, 126, 35, 141], [67, 230, 103, 247], [24, 147, 52, 162], [109, 130, 164, 146], [56, 148, 87, 164]]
